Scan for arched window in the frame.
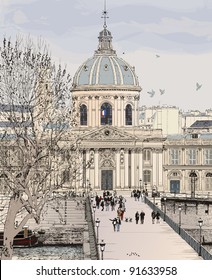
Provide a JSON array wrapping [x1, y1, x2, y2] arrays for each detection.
[[80, 104, 87, 126], [125, 104, 132, 125], [101, 103, 112, 125], [206, 173, 212, 190]]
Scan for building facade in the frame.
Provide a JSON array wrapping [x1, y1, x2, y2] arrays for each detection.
[[71, 21, 164, 193]]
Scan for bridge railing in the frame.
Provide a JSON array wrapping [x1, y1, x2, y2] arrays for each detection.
[[144, 196, 212, 260]]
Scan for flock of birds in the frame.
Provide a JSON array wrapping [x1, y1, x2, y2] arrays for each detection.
[[145, 54, 202, 98], [126, 252, 140, 257]]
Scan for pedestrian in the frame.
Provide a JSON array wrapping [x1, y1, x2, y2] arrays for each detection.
[[156, 211, 160, 223], [100, 200, 104, 211], [116, 216, 121, 232], [135, 211, 139, 224], [109, 218, 117, 231], [139, 210, 145, 224], [151, 211, 156, 224]]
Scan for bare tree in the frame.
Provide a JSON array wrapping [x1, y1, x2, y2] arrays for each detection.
[[0, 37, 81, 259]]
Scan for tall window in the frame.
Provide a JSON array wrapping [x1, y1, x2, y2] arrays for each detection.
[[170, 149, 180, 165], [62, 170, 70, 183], [80, 104, 87, 125], [206, 173, 212, 190], [125, 104, 132, 125], [143, 149, 151, 161], [188, 149, 197, 165], [205, 149, 212, 165], [143, 170, 151, 183], [101, 103, 112, 125]]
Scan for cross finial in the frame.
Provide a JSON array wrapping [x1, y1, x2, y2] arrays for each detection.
[[102, 0, 108, 28]]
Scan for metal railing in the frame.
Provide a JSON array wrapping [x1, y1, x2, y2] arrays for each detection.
[[85, 196, 99, 260], [144, 196, 212, 260]]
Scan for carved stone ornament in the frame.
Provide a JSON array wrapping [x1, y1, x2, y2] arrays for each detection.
[[82, 127, 138, 141], [100, 159, 115, 168]]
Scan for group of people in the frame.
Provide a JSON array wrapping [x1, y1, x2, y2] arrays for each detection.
[[151, 210, 160, 224], [135, 210, 145, 224]]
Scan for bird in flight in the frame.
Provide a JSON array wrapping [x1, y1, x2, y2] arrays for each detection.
[[147, 89, 155, 97], [159, 89, 165, 95], [156, 54, 160, 58], [196, 82, 202, 91]]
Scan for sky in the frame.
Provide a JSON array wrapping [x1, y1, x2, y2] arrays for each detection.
[[1, 0, 212, 112]]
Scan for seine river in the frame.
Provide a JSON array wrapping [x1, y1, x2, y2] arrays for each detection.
[[13, 245, 83, 260]]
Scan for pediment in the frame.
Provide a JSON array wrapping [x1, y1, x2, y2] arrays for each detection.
[[81, 126, 138, 141]]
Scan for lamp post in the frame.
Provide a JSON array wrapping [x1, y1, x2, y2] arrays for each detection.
[[163, 197, 167, 221], [139, 179, 142, 201], [190, 170, 197, 198], [139, 179, 142, 192], [96, 218, 100, 244], [198, 218, 203, 256], [99, 239, 106, 260], [93, 204, 96, 222], [178, 204, 182, 234]]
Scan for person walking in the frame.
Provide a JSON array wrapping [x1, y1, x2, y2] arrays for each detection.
[[109, 218, 117, 232], [140, 210, 145, 224], [156, 211, 160, 223], [151, 211, 156, 224], [116, 216, 121, 232], [135, 211, 139, 224]]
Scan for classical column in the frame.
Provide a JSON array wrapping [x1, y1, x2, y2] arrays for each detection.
[[114, 97, 118, 126], [138, 148, 143, 182], [88, 96, 92, 127], [94, 149, 99, 188], [116, 150, 121, 189], [121, 96, 124, 126], [117, 97, 121, 127], [152, 149, 157, 186], [131, 149, 135, 189], [85, 149, 90, 183], [124, 149, 129, 188], [158, 151, 163, 188]]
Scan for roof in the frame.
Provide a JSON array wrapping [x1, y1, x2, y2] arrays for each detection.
[[190, 120, 212, 128]]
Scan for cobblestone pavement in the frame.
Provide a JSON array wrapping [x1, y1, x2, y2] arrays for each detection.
[[94, 194, 202, 260]]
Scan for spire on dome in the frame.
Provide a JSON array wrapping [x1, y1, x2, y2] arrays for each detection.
[[95, 1, 116, 55], [102, 0, 108, 29]]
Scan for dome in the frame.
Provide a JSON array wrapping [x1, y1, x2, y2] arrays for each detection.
[[72, 27, 141, 91], [73, 55, 139, 89]]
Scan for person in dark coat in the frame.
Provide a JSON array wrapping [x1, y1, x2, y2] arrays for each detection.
[[139, 210, 145, 224], [151, 211, 156, 224], [109, 218, 117, 231], [156, 211, 160, 223], [135, 211, 139, 224]]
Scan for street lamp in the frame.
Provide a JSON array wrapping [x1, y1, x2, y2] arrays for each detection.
[[163, 197, 167, 221], [99, 239, 106, 260], [178, 204, 182, 234], [139, 179, 142, 192], [190, 170, 197, 198], [198, 218, 203, 256], [93, 204, 96, 222], [139, 179, 142, 201], [96, 218, 100, 244]]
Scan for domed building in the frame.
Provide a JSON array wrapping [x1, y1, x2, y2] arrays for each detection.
[[71, 13, 164, 193]]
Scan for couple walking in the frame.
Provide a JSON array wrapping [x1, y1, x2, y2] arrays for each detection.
[[135, 210, 145, 224], [109, 216, 121, 232]]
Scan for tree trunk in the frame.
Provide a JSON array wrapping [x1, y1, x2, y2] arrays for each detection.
[[1, 196, 23, 260]]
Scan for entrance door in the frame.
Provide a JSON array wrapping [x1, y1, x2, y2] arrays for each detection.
[[170, 180, 180, 193], [101, 170, 113, 190]]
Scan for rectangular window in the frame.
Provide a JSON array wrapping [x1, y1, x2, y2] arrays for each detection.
[[170, 149, 180, 165], [143, 149, 151, 161], [205, 149, 212, 165], [143, 170, 151, 183], [188, 149, 197, 165]]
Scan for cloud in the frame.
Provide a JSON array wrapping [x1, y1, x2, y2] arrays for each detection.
[[13, 10, 28, 24]]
